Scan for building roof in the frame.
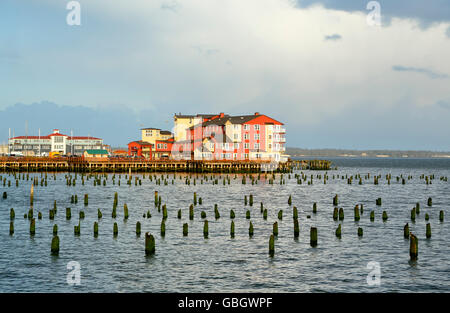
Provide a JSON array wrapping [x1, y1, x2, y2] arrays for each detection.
[[129, 141, 153, 146], [160, 130, 172, 135], [9, 135, 101, 140], [85, 149, 109, 155], [174, 113, 218, 119]]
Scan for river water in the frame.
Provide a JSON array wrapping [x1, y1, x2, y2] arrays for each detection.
[[0, 157, 449, 292]]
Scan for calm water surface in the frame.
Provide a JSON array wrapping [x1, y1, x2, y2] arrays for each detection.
[[0, 158, 449, 292]]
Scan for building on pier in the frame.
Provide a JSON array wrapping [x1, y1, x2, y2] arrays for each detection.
[[8, 129, 105, 156]]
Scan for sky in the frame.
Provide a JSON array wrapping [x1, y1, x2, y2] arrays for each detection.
[[1, 0, 450, 150]]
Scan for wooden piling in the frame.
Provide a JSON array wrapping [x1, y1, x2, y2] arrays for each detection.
[[51, 236, 60, 255], [310, 227, 318, 247], [145, 232, 155, 255], [409, 233, 418, 260]]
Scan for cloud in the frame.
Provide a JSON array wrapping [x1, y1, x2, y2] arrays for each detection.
[[392, 65, 449, 79], [2, 0, 450, 149], [324, 33, 342, 41], [161, 1, 180, 12], [447, 26, 450, 38], [294, 0, 450, 27]]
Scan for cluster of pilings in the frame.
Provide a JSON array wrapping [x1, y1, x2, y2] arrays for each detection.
[[1, 169, 447, 261]]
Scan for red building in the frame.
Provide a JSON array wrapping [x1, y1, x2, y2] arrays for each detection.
[[128, 141, 152, 158]]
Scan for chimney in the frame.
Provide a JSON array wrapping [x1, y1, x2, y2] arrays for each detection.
[[254, 112, 260, 116], [219, 112, 225, 118]]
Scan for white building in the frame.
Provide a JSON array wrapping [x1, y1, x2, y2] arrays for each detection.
[[8, 129, 104, 156]]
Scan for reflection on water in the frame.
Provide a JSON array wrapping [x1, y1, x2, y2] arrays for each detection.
[[0, 158, 449, 292]]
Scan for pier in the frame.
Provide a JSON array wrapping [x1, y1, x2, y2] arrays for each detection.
[[0, 157, 331, 173]]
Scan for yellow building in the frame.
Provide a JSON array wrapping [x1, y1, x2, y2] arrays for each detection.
[[173, 114, 218, 142], [141, 128, 172, 145]]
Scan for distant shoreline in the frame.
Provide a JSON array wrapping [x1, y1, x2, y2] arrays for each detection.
[[287, 148, 450, 159]]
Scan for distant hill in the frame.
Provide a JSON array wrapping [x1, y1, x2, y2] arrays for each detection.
[[286, 147, 450, 158]]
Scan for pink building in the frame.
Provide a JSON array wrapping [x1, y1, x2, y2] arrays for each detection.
[[173, 112, 286, 161]]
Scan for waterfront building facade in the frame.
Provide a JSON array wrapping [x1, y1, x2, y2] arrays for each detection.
[[175, 112, 287, 162], [8, 129, 104, 156]]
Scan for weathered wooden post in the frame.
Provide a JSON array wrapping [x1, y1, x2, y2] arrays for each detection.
[[230, 221, 235, 238], [426, 223, 431, 238], [246, 210, 251, 219], [84, 194, 88, 206], [249, 221, 254, 237], [183, 223, 188, 236], [294, 219, 299, 238], [160, 220, 166, 237], [269, 234, 275, 257], [94, 222, 99, 237], [9, 222, 14, 235], [113, 222, 118, 237], [312, 202, 317, 214], [30, 218, 36, 235], [370, 210, 375, 221], [66, 207, 71, 220], [10, 208, 15, 220], [382, 211, 388, 221], [354, 205, 360, 221], [124, 204, 129, 220], [189, 204, 194, 220], [404, 223, 409, 238], [249, 194, 253, 206], [440, 210, 444, 222], [411, 208, 416, 222], [335, 224, 342, 238], [427, 197, 432, 207], [51, 236, 60, 255], [409, 233, 418, 260], [278, 210, 283, 220], [339, 208, 344, 221], [333, 194, 338, 206], [53, 224, 58, 235], [136, 221, 141, 236], [203, 220, 209, 238], [288, 195, 292, 206], [293, 206, 298, 220], [273, 221, 278, 236], [357, 227, 363, 237], [98, 209, 102, 219], [30, 183, 34, 206], [145, 232, 155, 255], [263, 209, 268, 220], [310, 227, 317, 247], [333, 207, 338, 221], [230, 209, 235, 219]]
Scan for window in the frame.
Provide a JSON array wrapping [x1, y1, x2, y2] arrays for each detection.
[[269, 144, 272, 149], [243, 124, 249, 130], [234, 143, 239, 149], [233, 153, 237, 160], [268, 135, 272, 140], [244, 133, 249, 140], [234, 125, 239, 130], [244, 153, 249, 159], [234, 134, 238, 140], [254, 124, 260, 131], [54, 136, 64, 143], [254, 143, 260, 150], [244, 143, 249, 149], [254, 134, 260, 140], [210, 143, 214, 150]]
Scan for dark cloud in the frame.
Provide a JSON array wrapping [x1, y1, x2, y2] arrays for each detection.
[[295, 0, 450, 27], [324, 34, 342, 41], [392, 65, 448, 79]]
